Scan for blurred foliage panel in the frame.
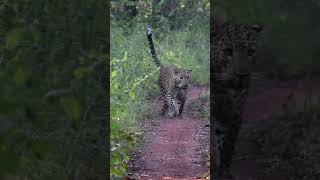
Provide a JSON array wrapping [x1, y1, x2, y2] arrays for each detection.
[[214, 0, 320, 77], [0, 0, 108, 179], [111, 0, 210, 32]]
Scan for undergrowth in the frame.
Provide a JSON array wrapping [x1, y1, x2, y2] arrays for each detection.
[[251, 96, 320, 180], [188, 94, 210, 119]]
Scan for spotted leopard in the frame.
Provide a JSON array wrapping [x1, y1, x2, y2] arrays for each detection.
[[211, 20, 263, 178], [146, 25, 192, 118]]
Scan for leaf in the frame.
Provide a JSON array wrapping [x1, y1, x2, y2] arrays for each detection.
[[112, 81, 119, 91], [13, 66, 26, 86], [126, 134, 134, 142], [129, 91, 136, 100], [73, 67, 88, 79], [6, 28, 24, 50], [111, 70, 117, 78], [60, 97, 82, 126]]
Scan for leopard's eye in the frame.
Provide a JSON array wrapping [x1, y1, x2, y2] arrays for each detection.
[[248, 49, 255, 56], [223, 48, 233, 56]]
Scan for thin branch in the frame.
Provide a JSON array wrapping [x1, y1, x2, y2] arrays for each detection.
[[44, 89, 71, 99]]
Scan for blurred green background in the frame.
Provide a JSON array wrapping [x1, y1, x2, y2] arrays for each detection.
[[216, 0, 320, 78], [0, 0, 107, 179]]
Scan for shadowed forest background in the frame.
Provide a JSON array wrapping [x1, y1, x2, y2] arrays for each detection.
[[0, 1, 107, 179]]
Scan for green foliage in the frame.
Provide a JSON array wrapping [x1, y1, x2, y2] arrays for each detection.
[[158, 25, 210, 85], [111, 0, 210, 32], [0, 0, 107, 179], [251, 97, 320, 179], [5, 28, 24, 50], [60, 97, 82, 127], [110, 24, 159, 178]]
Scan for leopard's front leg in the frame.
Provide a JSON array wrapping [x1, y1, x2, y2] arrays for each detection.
[[163, 92, 179, 118], [176, 89, 187, 118]]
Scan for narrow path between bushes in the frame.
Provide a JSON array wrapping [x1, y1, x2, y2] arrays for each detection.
[[128, 86, 210, 180]]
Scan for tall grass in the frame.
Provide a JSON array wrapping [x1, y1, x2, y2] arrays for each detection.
[[110, 20, 209, 178], [157, 24, 210, 85]]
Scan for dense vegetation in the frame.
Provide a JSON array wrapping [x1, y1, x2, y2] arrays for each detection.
[[110, 0, 209, 178], [0, 1, 107, 179]]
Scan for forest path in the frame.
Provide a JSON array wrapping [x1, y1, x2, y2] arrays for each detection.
[[128, 86, 210, 180]]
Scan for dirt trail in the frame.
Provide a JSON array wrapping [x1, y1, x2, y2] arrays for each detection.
[[129, 86, 210, 180]]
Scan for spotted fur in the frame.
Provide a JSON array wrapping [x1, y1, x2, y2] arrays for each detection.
[[146, 26, 192, 118], [211, 20, 263, 178]]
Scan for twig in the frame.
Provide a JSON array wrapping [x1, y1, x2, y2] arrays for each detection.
[[44, 89, 71, 98]]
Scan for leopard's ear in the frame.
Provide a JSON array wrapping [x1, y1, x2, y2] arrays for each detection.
[[251, 24, 263, 33], [187, 69, 192, 72]]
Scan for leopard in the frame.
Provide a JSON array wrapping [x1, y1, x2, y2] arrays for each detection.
[[146, 25, 192, 118], [211, 19, 263, 179]]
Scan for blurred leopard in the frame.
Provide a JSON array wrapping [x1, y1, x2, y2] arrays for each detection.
[[146, 25, 192, 118], [211, 20, 263, 178]]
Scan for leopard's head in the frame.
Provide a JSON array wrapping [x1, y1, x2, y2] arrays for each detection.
[[174, 68, 192, 90], [227, 24, 263, 77], [214, 23, 263, 80]]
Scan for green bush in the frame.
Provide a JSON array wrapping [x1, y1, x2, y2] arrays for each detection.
[[158, 25, 209, 85], [110, 23, 159, 178]]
